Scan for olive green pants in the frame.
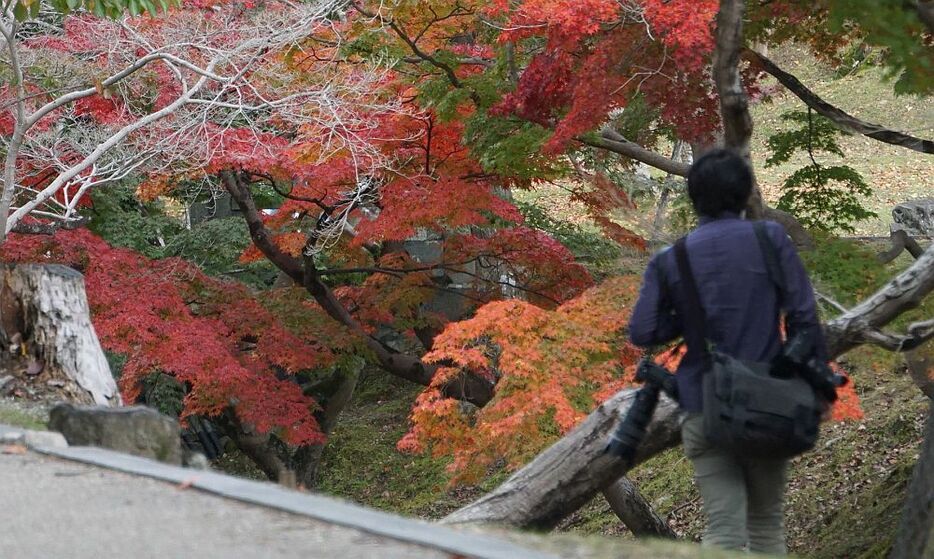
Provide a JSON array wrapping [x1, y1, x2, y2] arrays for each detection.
[[682, 414, 789, 554]]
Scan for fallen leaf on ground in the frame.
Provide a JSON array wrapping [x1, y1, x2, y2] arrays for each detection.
[[2, 444, 27, 455], [25, 358, 44, 376], [177, 477, 198, 490]]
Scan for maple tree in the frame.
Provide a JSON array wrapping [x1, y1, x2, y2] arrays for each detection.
[[1, 228, 334, 444], [0, 0, 398, 239], [0, 0, 598, 483], [1, 0, 931, 529]]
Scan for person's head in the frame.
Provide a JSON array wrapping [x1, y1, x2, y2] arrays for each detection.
[[687, 149, 753, 217]]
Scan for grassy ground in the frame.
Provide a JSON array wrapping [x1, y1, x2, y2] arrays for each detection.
[[752, 45, 934, 235], [316, 370, 498, 517], [0, 398, 48, 431]]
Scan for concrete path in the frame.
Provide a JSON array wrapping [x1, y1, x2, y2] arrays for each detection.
[[0, 420, 563, 559], [1, 450, 454, 559]]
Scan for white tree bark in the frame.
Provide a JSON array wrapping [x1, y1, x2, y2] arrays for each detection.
[[0, 264, 119, 406]]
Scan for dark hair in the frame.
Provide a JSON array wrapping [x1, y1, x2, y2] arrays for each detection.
[[687, 149, 753, 217]]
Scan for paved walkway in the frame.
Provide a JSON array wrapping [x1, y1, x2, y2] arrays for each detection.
[[1, 450, 456, 559]]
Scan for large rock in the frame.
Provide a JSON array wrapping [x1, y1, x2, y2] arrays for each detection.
[[892, 199, 934, 236], [48, 403, 182, 464]]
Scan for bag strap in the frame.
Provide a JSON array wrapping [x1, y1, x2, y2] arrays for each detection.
[[752, 221, 786, 300], [673, 236, 710, 361]]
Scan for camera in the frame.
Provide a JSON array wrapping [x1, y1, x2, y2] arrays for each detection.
[[773, 329, 847, 403], [604, 357, 678, 468]]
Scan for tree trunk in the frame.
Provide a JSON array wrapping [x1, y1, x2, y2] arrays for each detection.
[[602, 477, 675, 538], [825, 243, 934, 356], [440, 393, 681, 528], [0, 264, 119, 406], [216, 411, 291, 483], [292, 364, 361, 489], [712, 0, 766, 220], [890, 400, 934, 559], [878, 229, 925, 264], [763, 207, 815, 250]]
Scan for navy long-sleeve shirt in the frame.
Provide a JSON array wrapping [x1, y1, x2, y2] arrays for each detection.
[[628, 213, 827, 412]]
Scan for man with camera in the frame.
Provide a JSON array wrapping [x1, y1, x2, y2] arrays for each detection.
[[625, 149, 830, 554]]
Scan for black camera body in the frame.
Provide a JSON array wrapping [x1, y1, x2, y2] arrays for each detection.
[[604, 357, 678, 467], [773, 330, 847, 403]]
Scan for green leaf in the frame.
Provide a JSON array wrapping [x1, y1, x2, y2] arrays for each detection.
[[12, 2, 28, 20]]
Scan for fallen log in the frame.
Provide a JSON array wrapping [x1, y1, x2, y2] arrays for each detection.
[[441, 394, 681, 528]]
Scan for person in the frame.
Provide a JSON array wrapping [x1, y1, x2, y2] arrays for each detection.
[[627, 149, 827, 554]]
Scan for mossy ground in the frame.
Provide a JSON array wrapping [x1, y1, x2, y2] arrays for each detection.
[[316, 370, 501, 517], [0, 399, 47, 431]]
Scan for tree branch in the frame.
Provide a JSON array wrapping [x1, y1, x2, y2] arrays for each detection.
[[878, 229, 926, 263], [825, 242, 934, 356], [9, 216, 86, 235], [746, 49, 934, 155], [351, 1, 481, 105], [578, 129, 691, 177], [222, 171, 495, 407]]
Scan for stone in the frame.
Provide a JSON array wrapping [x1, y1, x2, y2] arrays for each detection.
[[182, 450, 211, 470], [0, 427, 67, 449], [48, 403, 182, 464], [892, 198, 934, 236], [23, 430, 68, 449], [0, 430, 25, 445], [0, 375, 14, 391]]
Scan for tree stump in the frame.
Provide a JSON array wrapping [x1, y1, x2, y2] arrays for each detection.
[[0, 264, 119, 406]]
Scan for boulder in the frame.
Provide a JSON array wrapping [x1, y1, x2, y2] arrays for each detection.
[[48, 403, 182, 464], [892, 199, 934, 236]]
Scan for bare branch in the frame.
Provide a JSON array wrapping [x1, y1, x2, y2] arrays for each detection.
[[747, 49, 934, 155], [825, 242, 934, 356], [849, 318, 934, 353], [579, 128, 690, 177], [878, 229, 926, 263]]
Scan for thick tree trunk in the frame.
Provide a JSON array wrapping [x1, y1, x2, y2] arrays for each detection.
[[825, 243, 934, 356], [216, 411, 291, 483], [906, 348, 934, 399], [440, 393, 681, 528], [292, 365, 361, 489], [0, 264, 119, 405], [890, 400, 934, 559], [602, 477, 675, 538], [712, 0, 766, 220]]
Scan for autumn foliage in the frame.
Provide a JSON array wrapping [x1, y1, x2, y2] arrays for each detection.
[[399, 276, 643, 482], [2, 229, 346, 445], [3, 0, 912, 485]]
